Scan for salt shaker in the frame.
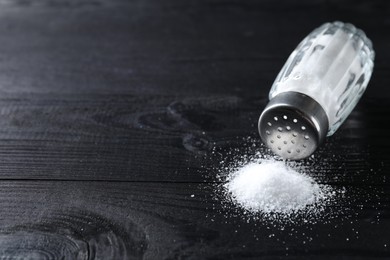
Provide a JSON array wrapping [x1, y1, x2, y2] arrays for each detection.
[[258, 21, 375, 160]]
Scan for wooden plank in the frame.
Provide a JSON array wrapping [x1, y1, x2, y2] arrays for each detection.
[[0, 95, 388, 182], [0, 0, 388, 98], [0, 181, 388, 259], [0, 94, 256, 181]]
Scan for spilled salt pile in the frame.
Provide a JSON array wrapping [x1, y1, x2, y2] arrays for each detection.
[[225, 159, 332, 217]]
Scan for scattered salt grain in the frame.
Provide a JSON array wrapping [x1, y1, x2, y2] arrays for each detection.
[[210, 136, 351, 224], [225, 160, 327, 214]]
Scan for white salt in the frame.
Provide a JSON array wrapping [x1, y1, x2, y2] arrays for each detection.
[[225, 160, 329, 215], [212, 136, 341, 223]]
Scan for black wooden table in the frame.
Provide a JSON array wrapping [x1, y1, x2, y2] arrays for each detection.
[[0, 0, 389, 259]]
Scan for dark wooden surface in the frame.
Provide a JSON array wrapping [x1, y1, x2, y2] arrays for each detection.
[[0, 0, 389, 259]]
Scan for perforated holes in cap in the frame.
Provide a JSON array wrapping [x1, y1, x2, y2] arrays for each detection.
[[259, 108, 319, 160]]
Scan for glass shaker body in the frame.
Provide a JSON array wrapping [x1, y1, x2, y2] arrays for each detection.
[[269, 21, 375, 135], [258, 21, 374, 160]]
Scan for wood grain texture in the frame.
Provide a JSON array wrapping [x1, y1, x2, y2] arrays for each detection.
[[0, 0, 389, 259], [0, 181, 388, 259], [0, 95, 388, 184], [0, 0, 388, 98]]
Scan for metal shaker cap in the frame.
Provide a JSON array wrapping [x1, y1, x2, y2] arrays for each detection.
[[258, 92, 329, 160]]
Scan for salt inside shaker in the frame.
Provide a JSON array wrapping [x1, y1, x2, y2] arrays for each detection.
[[258, 21, 375, 160]]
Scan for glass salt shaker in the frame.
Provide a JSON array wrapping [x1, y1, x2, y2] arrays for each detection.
[[258, 21, 375, 160]]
